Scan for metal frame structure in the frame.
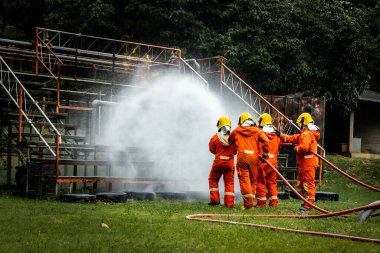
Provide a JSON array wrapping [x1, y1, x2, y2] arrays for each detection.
[[179, 57, 209, 88], [35, 27, 182, 111], [35, 27, 181, 68], [0, 56, 61, 190], [221, 63, 299, 133], [32, 28, 186, 191], [0, 56, 61, 155], [0, 27, 328, 194]]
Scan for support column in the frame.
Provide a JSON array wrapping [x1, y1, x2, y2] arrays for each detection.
[[349, 110, 354, 153]]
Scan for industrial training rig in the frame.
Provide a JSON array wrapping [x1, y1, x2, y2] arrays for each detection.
[[1, 27, 379, 244], [0, 27, 356, 199]]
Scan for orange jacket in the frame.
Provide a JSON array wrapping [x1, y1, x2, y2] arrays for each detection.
[[259, 131, 280, 167], [209, 134, 236, 161], [281, 127, 320, 167], [228, 125, 270, 157]]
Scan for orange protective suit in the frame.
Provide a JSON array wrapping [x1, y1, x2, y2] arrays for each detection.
[[256, 131, 281, 207], [208, 133, 237, 207], [228, 126, 270, 209], [281, 127, 320, 210]]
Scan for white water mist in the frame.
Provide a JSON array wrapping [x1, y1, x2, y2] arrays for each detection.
[[101, 73, 226, 192]]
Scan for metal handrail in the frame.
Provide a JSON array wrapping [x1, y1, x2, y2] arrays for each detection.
[[179, 57, 209, 88], [0, 56, 61, 157], [35, 28, 64, 113], [222, 63, 300, 130], [220, 63, 326, 155], [35, 27, 183, 111], [36, 27, 181, 67]]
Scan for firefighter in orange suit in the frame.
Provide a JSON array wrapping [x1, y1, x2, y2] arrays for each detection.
[[256, 113, 281, 208], [228, 112, 270, 210], [208, 116, 237, 207], [280, 112, 320, 211]]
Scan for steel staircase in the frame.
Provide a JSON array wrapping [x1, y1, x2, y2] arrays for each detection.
[[0, 28, 184, 195]]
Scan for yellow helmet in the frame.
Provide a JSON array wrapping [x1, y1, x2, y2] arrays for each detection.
[[296, 113, 314, 126], [257, 113, 272, 127], [238, 112, 254, 125], [216, 116, 231, 129]]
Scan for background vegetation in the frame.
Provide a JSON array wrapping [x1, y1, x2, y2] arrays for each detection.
[[0, 154, 379, 253], [0, 0, 379, 113]]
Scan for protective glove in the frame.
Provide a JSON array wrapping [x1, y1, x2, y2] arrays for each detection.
[[262, 152, 270, 159], [274, 128, 281, 137], [294, 145, 300, 153]]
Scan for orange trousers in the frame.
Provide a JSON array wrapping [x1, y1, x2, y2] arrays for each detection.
[[256, 164, 278, 207], [208, 160, 235, 207], [236, 154, 258, 208], [297, 165, 317, 209]]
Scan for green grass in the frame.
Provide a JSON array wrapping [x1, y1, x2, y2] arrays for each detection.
[[0, 154, 379, 253]]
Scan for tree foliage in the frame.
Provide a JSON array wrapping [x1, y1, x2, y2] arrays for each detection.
[[0, 0, 378, 113], [0, 0, 45, 39]]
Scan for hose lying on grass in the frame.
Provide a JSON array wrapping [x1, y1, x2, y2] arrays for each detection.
[[186, 155, 380, 244], [186, 211, 380, 244]]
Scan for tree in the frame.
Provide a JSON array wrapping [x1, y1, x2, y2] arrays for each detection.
[[348, 0, 380, 93], [44, 0, 116, 37], [1, 0, 378, 113], [205, 0, 374, 113], [0, 0, 45, 39]]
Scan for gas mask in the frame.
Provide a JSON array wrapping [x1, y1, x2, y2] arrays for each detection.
[[219, 125, 231, 135], [263, 125, 275, 133], [242, 119, 255, 127], [307, 123, 319, 131]]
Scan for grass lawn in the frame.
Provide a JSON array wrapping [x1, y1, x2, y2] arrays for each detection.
[[0, 154, 379, 253]]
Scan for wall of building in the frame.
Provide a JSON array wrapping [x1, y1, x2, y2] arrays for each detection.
[[354, 101, 380, 154], [264, 95, 326, 146], [324, 105, 350, 153]]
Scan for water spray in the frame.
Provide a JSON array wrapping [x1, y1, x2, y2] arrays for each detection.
[[100, 73, 226, 193]]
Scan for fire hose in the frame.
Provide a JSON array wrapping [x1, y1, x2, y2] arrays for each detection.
[[280, 142, 380, 192], [310, 150, 380, 192], [186, 155, 380, 244], [186, 212, 380, 244]]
